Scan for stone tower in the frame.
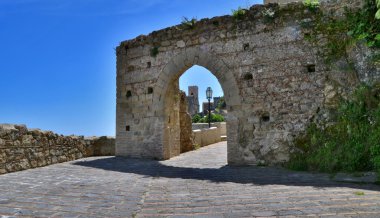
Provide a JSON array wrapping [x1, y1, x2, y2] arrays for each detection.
[[188, 86, 198, 100], [186, 86, 199, 116]]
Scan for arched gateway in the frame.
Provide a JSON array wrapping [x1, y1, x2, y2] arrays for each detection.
[[115, 2, 363, 165], [153, 48, 242, 163]]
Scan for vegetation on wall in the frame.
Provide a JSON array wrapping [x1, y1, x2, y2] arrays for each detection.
[[303, 0, 380, 63], [150, 46, 159, 57], [215, 96, 226, 113], [261, 8, 276, 23], [181, 17, 197, 30], [376, 0, 380, 19], [232, 7, 247, 21], [303, 0, 319, 12], [287, 83, 380, 179]]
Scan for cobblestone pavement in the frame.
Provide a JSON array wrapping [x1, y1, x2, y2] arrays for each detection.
[[1, 142, 380, 217]]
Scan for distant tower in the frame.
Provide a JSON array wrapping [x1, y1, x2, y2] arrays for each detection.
[[188, 86, 198, 102], [186, 86, 199, 116]]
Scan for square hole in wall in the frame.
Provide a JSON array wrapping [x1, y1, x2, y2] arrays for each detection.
[[126, 90, 132, 98], [307, 64, 316, 73], [147, 62, 151, 68], [243, 73, 253, 80], [126, 126, 130, 131], [261, 115, 270, 122], [243, 43, 250, 51], [147, 87, 153, 94]]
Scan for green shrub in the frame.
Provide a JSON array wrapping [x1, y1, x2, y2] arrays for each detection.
[[303, 0, 319, 12], [192, 114, 201, 123], [287, 83, 380, 179], [216, 96, 226, 112], [376, 0, 380, 19], [197, 113, 225, 123], [346, 0, 380, 48], [150, 46, 159, 57], [232, 7, 246, 21], [181, 17, 197, 30], [194, 143, 201, 150]]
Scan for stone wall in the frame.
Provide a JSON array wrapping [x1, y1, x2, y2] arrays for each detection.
[[0, 124, 115, 175], [192, 122, 227, 137], [264, 0, 301, 5], [179, 91, 195, 153], [116, 0, 377, 165], [193, 127, 221, 148], [85, 136, 115, 156]]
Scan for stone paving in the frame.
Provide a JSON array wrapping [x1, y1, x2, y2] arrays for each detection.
[[0, 141, 380, 217]]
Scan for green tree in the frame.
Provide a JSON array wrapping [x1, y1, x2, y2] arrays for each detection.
[[216, 96, 226, 112], [192, 114, 201, 123], [198, 113, 225, 123]]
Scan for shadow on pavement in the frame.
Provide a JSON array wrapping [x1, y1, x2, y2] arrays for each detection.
[[73, 157, 380, 191]]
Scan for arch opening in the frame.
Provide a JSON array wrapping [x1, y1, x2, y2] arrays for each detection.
[[152, 48, 242, 163], [162, 65, 228, 159]]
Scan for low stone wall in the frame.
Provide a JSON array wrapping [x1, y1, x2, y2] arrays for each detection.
[[192, 123, 217, 130], [214, 122, 226, 137], [192, 122, 226, 137], [85, 136, 115, 156], [0, 124, 115, 175], [193, 127, 221, 148]]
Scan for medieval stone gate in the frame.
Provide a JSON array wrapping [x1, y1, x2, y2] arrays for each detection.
[[115, 1, 366, 165]]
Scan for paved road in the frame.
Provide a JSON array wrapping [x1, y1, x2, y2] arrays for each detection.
[[1, 141, 380, 217]]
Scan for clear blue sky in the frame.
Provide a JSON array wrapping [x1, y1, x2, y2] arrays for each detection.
[[179, 65, 223, 112], [0, 0, 262, 136]]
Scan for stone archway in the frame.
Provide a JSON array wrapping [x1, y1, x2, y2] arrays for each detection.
[[115, 1, 355, 165], [152, 47, 242, 163]]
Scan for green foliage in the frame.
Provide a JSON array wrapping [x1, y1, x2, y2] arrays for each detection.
[[194, 143, 201, 150], [287, 83, 380, 179], [262, 8, 276, 23], [354, 191, 365, 195], [192, 114, 201, 123], [181, 17, 197, 30], [197, 113, 225, 123], [376, 0, 380, 19], [232, 7, 247, 21], [150, 46, 159, 57], [303, 0, 319, 12], [215, 96, 226, 112], [345, 0, 380, 48], [304, 0, 380, 63]]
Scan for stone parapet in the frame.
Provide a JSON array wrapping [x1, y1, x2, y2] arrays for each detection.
[[193, 127, 221, 148], [192, 122, 226, 137], [0, 124, 115, 174]]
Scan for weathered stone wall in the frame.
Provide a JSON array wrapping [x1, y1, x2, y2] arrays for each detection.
[[85, 136, 115, 156], [193, 127, 221, 148], [116, 0, 375, 165], [264, 0, 301, 5], [192, 122, 227, 137], [0, 124, 115, 174], [179, 91, 195, 153]]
